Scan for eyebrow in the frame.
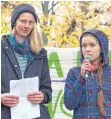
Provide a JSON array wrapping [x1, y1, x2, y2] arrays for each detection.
[[81, 42, 96, 44], [19, 19, 34, 21]]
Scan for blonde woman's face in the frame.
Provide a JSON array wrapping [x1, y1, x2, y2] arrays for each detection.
[[14, 12, 35, 38], [81, 35, 101, 62]]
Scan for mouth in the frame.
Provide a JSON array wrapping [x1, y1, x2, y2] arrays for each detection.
[[85, 54, 92, 57], [22, 29, 29, 32], [23, 30, 29, 33]]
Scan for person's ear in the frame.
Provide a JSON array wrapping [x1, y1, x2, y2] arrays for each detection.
[[12, 27, 16, 35]]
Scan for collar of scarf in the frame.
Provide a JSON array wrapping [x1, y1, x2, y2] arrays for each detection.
[[8, 33, 33, 61], [90, 63, 100, 72], [90, 59, 103, 72]]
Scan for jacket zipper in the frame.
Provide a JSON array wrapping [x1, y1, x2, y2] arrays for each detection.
[[22, 60, 33, 79], [22, 74, 24, 79]]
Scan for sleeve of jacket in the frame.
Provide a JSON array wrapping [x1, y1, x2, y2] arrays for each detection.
[[40, 51, 52, 104], [1, 37, 8, 94], [64, 67, 86, 110]]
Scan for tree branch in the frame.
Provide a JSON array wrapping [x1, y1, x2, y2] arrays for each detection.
[[48, 1, 59, 13]]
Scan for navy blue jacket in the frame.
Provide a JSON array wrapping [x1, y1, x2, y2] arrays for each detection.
[[1, 35, 52, 119]]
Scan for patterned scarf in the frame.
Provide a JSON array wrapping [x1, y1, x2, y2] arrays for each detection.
[[8, 33, 33, 61]]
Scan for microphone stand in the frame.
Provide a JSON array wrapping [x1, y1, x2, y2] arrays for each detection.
[[84, 55, 91, 118], [85, 73, 90, 119]]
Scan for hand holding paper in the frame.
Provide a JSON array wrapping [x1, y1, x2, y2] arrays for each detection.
[[1, 93, 19, 107], [27, 91, 44, 104], [10, 76, 40, 119]]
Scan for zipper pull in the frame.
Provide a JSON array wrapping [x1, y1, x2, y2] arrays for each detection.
[[91, 72, 94, 79], [22, 74, 24, 79]]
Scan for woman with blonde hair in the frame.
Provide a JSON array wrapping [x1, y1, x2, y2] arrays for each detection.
[[1, 3, 52, 119]]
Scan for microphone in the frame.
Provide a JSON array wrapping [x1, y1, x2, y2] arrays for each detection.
[[84, 55, 91, 78]]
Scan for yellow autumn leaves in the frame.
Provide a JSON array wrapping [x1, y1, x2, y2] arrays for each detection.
[[1, 1, 111, 47]]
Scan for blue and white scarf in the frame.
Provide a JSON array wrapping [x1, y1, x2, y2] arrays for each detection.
[[8, 33, 33, 61]]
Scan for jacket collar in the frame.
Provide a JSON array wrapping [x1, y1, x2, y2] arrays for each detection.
[[2, 35, 22, 79], [33, 48, 47, 59], [2, 35, 47, 59], [2, 35, 47, 79]]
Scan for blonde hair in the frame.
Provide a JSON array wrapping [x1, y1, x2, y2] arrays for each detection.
[[12, 23, 43, 54], [30, 23, 43, 53]]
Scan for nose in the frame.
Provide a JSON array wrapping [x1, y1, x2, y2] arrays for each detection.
[[24, 22, 29, 28], [86, 46, 91, 52]]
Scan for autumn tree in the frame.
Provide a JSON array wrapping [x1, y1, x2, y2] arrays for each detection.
[[1, 1, 111, 47]]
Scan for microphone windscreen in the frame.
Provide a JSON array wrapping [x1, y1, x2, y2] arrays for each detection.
[[84, 55, 91, 61]]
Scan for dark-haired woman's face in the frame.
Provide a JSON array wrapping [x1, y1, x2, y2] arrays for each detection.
[[81, 35, 101, 63]]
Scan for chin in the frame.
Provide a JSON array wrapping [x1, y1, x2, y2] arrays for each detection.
[[21, 33, 29, 37], [91, 58, 101, 64]]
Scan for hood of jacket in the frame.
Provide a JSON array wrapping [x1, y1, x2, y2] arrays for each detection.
[[79, 28, 109, 66]]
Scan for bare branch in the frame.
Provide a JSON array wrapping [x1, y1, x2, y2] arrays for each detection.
[[48, 1, 59, 13]]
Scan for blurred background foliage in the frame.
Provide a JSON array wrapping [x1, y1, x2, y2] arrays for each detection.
[[1, 1, 111, 47]]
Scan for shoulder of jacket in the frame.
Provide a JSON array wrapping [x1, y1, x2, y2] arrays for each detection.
[[107, 65, 111, 71], [41, 48, 47, 53], [71, 66, 80, 71], [37, 48, 47, 57], [69, 66, 80, 74], [1, 35, 8, 42], [1, 35, 9, 47]]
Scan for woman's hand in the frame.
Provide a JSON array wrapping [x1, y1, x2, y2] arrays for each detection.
[[1, 93, 19, 107], [27, 91, 44, 104], [81, 60, 92, 77]]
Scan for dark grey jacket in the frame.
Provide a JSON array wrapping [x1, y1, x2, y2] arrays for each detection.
[[1, 35, 52, 119]]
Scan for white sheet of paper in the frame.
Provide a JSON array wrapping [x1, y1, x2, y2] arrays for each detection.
[[10, 76, 40, 119]]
